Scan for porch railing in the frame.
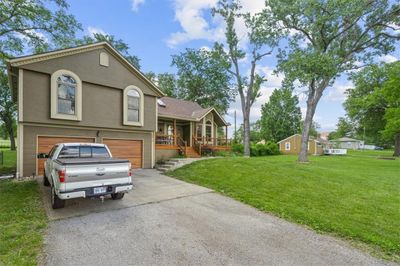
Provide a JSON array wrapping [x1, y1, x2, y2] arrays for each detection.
[[156, 134, 175, 145], [192, 136, 202, 155], [192, 136, 232, 146], [176, 136, 187, 156]]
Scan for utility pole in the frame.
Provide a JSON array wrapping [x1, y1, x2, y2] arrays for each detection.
[[234, 110, 237, 143]]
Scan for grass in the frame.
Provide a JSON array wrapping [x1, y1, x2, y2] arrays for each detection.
[[0, 149, 16, 175], [168, 152, 400, 262], [0, 179, 47, 265]]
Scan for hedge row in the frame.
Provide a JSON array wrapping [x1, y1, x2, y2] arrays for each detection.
[[231, 141, 280, 156]]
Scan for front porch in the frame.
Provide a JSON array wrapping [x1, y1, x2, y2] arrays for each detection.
[[156, 117, 231, 158]]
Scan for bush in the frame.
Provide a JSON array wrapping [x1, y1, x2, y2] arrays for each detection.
[[230, 142, 279, 156], [231, 143, 244, 154], [250, 141, 279, 156]]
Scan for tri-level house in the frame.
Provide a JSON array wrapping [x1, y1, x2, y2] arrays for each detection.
[[7, 42, 230, 177]]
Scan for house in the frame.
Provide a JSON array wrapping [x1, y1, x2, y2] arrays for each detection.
[[278, 134, 324, 155], [156, 97, 230, 161], [7, 42, 230, 177], [330, 137, 364, 150]]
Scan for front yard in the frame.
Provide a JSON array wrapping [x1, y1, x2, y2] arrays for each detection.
[[168, 152, 400, 262], [0, 180, 47, 265]]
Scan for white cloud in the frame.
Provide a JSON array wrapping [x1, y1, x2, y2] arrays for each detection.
[[87, 26, 106, 37], [131, 0, 145, 12], [323, 81, 353, 102], [379, 54, 398, 63], [167, 0, 265, 48]]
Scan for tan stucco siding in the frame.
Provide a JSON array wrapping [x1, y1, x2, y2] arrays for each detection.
[[22, 124, 153, 176], [22, 69, 157, 131], [20, 48, 158, 96]]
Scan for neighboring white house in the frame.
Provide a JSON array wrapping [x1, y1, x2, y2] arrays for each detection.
[[330, 137, 364, 150]]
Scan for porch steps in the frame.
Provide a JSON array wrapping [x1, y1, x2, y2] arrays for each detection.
[[185, 147, 201, 158], [156, 158, 187, 172]]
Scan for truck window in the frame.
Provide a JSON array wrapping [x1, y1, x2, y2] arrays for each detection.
[[80, 146, 92, 158], [58, 146, 79, 159], [92, 147, 110, 158], [57, 145, 110, 159]]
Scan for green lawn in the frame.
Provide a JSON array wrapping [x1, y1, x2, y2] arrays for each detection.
[[0, 149, 16, 175], [168, 153, 400, 262], [0, 180, 47, 265]]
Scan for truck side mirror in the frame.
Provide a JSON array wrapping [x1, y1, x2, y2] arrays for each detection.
[[37, 153, 49, 159]]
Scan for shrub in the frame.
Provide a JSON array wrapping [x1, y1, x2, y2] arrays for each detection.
[[250, 141, 279, 156], [231, 143, 244, 154]]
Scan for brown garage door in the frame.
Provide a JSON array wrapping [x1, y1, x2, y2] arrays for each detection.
[[37, 136, 95, 175], [102, 138, 143, 169]]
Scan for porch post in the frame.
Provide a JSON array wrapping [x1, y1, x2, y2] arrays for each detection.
[[225, 125, 228, 146], [173, 119, 177, 145], [190, 122, 193, 147]]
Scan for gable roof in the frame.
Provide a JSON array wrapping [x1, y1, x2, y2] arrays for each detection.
[[7, 41, 165, 98], [277, 134, 319, 143], [157, 97, 228, 126]]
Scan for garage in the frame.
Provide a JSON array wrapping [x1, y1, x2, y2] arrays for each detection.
[[37, 136, 95, 175], [102, 138, 143, 169]]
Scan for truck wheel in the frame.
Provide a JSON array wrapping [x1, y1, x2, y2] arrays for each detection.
[[51, 186, 65, 209], [43, 173, 50, 187], [111, 193, 124, 200]]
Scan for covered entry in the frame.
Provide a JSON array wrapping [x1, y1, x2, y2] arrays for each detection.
[[37, 136, 95, 176], [102, 138, 143, 169]]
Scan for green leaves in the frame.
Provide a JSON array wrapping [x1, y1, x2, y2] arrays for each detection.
[[171, 43, 234, 114], [259, 87, 302, 142]]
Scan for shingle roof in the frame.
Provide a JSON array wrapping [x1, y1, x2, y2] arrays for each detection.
[[157, 97, 228, 126], [157, 97, 210, 120], [331, 137, 361, 142]]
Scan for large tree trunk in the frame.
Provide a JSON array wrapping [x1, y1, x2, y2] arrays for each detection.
[[394, 133, 400, 157], [243, 108, 251, 157], [298, 81, 324, 162]]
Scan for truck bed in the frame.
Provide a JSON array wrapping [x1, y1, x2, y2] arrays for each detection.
[[55, 158, 130, 165]]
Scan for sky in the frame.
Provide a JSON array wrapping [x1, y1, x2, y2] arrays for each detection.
[[65, 0, 399, 136]]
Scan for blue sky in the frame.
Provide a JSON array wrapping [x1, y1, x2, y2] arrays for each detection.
[[66, 0, 399, 135]]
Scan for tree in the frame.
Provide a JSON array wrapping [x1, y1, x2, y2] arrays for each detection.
[[171, 43, 234, 114], [344, 62, 400, 155], [213, 0, 281, 156], [344, 64, 389, 146], [267, 0, 400, 162], [259, 87, 302, 142], [328, 117, 355, 140], [0, 0, 81, 150], [145, 72, 178, 97], [78, 33, 141, 69]]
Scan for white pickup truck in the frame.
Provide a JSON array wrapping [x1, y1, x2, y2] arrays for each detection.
[[41, 143, 133, 209]]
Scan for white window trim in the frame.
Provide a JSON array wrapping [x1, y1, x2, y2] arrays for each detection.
[[285, 142, 290, 150], [123, 85, 144, 126], [51, 69, 82, 121]]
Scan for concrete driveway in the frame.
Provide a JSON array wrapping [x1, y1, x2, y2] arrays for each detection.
[[41, 170, 391, 266]]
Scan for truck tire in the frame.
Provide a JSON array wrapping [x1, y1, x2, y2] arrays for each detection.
[[111, 193, 124, 200], [51, 186, 65, 209], [43, 173, 50, 187]]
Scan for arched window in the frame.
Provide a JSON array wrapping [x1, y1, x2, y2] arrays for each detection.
[[206, 120, 212, 139], [51, 69, 82, 121], [123, 86, 144, 126]]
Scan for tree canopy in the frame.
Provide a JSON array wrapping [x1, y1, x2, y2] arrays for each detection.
[[172, 43, 234, 114], [259, 87, 302, 142], [344, 62, 400, 155]]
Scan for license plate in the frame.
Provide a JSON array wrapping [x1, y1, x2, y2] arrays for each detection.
[[93, 187, 107, 194]]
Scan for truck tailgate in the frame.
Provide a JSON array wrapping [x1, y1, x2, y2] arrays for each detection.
[[56, 159, 132, 191]]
